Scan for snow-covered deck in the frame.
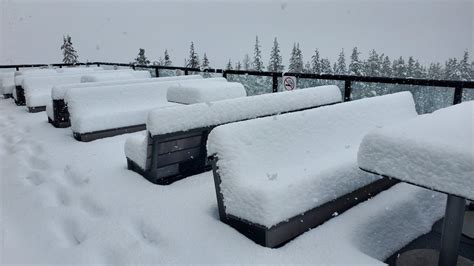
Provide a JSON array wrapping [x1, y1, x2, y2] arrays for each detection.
[[0, 96, 447, 264]]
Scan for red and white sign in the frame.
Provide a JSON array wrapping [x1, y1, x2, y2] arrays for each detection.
[[283, 76, 297, 91]]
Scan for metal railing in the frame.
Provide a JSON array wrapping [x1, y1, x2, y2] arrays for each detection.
[[1, 62, 473, 106]]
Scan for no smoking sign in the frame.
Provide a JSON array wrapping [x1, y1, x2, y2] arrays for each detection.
[[283, 76, 297, 91]]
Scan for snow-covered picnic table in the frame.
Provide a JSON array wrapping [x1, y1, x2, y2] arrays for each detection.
[[358, 101, 474, 266]]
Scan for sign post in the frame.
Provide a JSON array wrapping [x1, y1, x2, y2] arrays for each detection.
[[283, 76, 297, 91]]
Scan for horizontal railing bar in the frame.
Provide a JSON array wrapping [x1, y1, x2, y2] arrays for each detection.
[[1, 62, 473, 89]]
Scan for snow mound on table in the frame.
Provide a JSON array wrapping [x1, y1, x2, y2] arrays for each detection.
[[14, 69, 58, 86], [80, 70, 151, 82], [167, 82, 246, 104], [51, 75, 202, 100], [55, 66, 103, 73], [23, 74, 85, 107], [67, 78, 225, 133], [0, 71, 15, 94], [46, 102, 54, 120], [358, 101, 474, 200], [207, 92, 417, 227], [148, 85, 342, 136]]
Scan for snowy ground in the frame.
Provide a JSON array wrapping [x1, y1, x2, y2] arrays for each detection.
[[0, 96, 446, 264]]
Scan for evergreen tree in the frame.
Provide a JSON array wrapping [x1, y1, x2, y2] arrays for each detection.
[[61, 35, 79, 64], [334, 49, 346, 74], [459, 51, 471, 80], [413, 60, 425, 78], [349, 47, 364, 76], [134, 48, 150, 65], [187, 42, 200, 68], [381, 56, 392, 77], [320, 58, 332, 74], [392, 57, 407, 78], [226, 59, 233, 70], [304, 61, 312, 73], [235, 61, 242, 70], [406, 56, 416, 77], [202, 53, 210, 69], [243, 54, 251, 70], [288, 43, 304, 73], [445, 58, 460, 80], [164, 49, 172, 66], [252, 36, 264, 71], [471, 62, 474, 80], [268, 37, 284, 72], [311, 48, 321, 74], [428, 63, 443, 79], [365, 49, 380, 76]]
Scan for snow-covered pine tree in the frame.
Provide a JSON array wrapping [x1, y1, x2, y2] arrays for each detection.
[[304, 61, 312, 73], [471, 62, 474, 80], [164, 50, 172, 66], [311, 48, 321, 74], [320, 58, 332, 74], [252, 36, 264, 71], [134, 48, 150, 65], [288, 43, 304, 73], [243, 54, 251, 71], [406, 56, 416, 78], [428, 63, 443, 79], [268, 37, 283, 72], [187, 42, 200, 68], [61, 35, 79, 64], [202, 53, 210, 69], [445, 58, 460, 80], [334, 49, 346, 74], [365, 49, 380, 76], [235, 61, 242, 70], [413, 60, 425, 78], [392, 57, 407, 78], [349, 47, 364, 76], [459, 51, 471, 81], [226, 59, 233, 70], [381, 56, 392, 77]]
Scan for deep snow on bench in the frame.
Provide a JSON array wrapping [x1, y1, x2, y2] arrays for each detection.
[[358, 101, 474, 200], [0, 96, 446, 264]]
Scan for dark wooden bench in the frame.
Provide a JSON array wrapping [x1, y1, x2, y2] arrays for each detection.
[[125, 85, 342, 185], [207, 92, 417, 248]]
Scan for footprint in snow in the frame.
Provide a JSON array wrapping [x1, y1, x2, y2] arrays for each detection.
[[137, 220, 161, 246], [64, 165, 90, 187], [24, 171, 46, 186], [80, 196, 106, 217], [55, 186, 73, 207], [62, 218, 87, 246], [28, 154, 50, 171]]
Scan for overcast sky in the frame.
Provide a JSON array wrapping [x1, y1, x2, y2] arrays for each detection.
[[0, 0, 472, 68]]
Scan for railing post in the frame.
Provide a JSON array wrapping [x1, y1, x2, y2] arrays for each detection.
[[184, 70, 189, 75], [96, 63, 100, 67], [15, 67, 19, 71], [453, 86, 463, 105], [272, 73, 278, 93], [155, 67, 159, 78], [344, 80, 352, 102], [222, 70, 227, 79]]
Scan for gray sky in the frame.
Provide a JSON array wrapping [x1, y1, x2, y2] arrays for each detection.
[[1, 0, 472, 68]]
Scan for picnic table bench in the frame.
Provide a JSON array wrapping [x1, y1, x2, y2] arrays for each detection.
[[125, 85, 342, 185], [358, 101, 474, 266], [207, 92, 418, 248]]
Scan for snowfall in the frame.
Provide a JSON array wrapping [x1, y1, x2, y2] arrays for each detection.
[[0, 95, 448, 264]]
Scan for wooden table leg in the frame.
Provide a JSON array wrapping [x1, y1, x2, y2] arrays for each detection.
[[439, 194, 466, 266]]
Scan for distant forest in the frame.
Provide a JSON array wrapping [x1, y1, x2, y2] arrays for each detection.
[[134, 36, 473, 81]]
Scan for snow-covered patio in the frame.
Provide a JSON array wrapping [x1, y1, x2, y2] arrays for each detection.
[[0, 96, 449, 264]]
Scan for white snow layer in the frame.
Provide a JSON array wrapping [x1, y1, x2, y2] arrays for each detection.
[[0, 97, 446, 264], [51, 75, 202, 100], [147, 85, 342, 136], [358, 101, 474, 200], [167, 82, 247, 104], [124, 132, 150, 169], [80, 70, 151, 82], [46, 102, 54, 120], [0, 71, 15, 95], [207, 92, 418, 227], [67, 78, 227, 133], [22, 70, 151, 107]]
